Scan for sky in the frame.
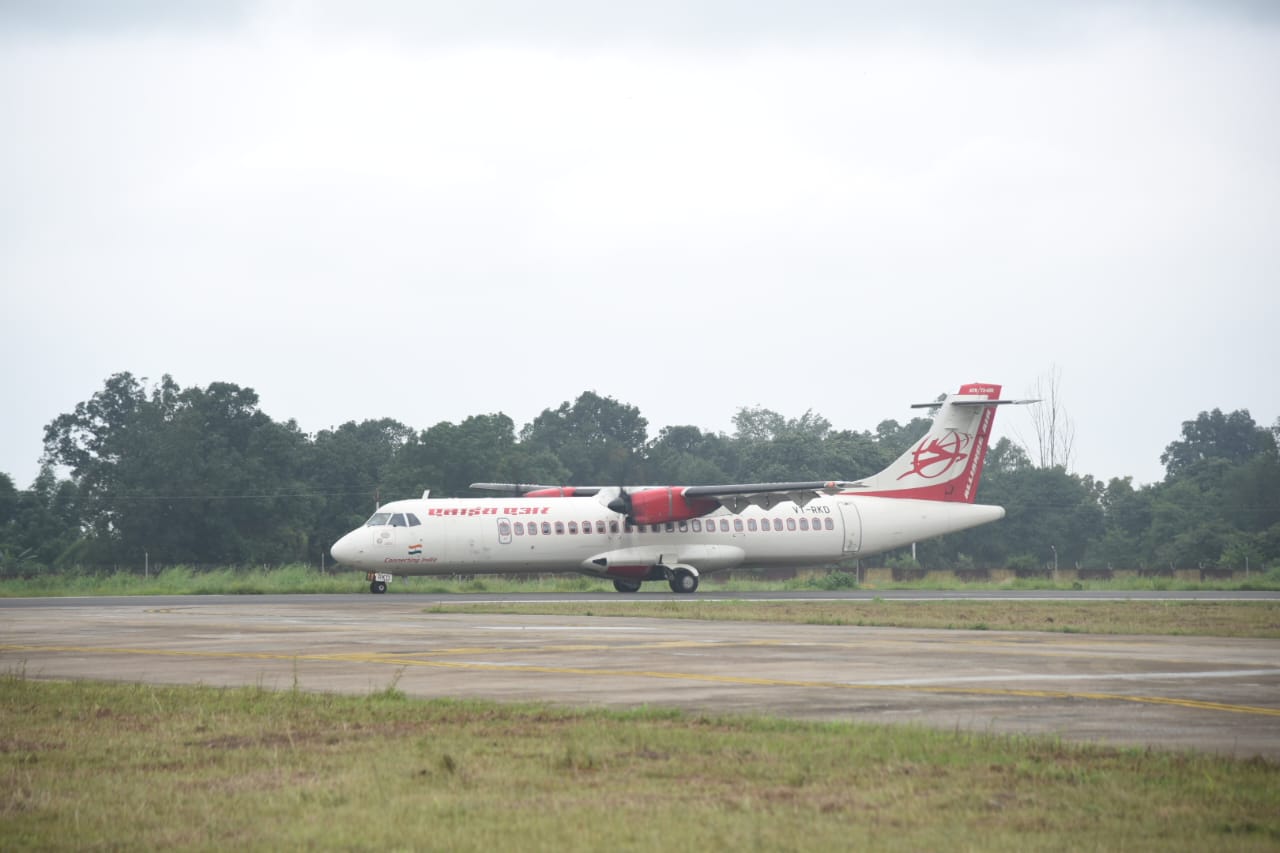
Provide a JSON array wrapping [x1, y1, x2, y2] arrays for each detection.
[[2, 0, 1278, 490]]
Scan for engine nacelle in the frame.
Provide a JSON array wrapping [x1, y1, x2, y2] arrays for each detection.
[[627, 487, 719, 525]]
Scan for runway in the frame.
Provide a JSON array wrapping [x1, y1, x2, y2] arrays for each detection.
[[2, 593, 1278, 758]]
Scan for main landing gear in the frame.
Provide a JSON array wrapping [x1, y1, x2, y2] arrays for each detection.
[[667, 567, 699, 594], [609, 566, 699, 594]]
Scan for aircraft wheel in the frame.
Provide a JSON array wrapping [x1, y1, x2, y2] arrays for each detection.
[[668, 569, 698, 594], [370, 580, 388, 594], [612, 579, 642, 593]]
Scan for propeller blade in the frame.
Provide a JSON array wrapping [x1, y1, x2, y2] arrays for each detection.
[[606, 486, 633, 522]]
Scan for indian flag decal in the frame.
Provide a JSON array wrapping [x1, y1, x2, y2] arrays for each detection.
[[408, 543, 423, 556]]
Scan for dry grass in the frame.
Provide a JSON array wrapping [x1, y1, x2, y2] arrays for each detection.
[[2, 676, 1278, 851]]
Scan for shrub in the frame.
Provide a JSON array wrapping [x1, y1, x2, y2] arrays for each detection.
[[812, 571, 858, 590]]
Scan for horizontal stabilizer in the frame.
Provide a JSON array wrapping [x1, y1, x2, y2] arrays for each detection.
[[910, 398, 1040, 408]]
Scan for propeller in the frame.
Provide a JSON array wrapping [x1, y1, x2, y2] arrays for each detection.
[[606, 486, 634, 525], [606, 452, 638, 524]]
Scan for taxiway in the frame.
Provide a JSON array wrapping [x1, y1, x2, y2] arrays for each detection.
[[2, 593, 1277, 758]]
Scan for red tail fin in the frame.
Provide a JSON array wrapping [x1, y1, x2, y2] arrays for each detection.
[[845, 383, 1003, 503]]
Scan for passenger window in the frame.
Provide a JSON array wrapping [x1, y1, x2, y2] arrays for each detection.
[[568, 521, 578, 534], [515, 521, 525, 535], [405, 513, 422, 527], [733, 518, 744, 532], [555, 521, 565, 535], [787, 518, 797, 531], [691, 519, 702, 532], [597, 520, 606, 534], [678, 521, 688, 532], [542, 522, 552, 535], [747, 519, 757, 532], [609, 520, 619, 534], [825, 518, 835, 530], [719, 519, 730, 532]]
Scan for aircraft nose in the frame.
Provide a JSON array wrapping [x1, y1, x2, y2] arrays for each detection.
[[330, 530, 363, 566]]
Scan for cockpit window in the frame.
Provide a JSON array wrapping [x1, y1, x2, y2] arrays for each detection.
[[405, 513, 421, 527], [390, 514, 408, 527], [365, 512, 392, 527]]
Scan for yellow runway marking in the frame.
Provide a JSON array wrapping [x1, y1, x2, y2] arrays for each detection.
[[6, 642, 1280, 719]]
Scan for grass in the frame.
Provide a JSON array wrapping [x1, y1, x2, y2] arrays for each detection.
[[0, 566, 619, 597], [426, 599, 1280, 639], [2, 675, 1278, 851], [2, 564, 1278, 597], [0, 564, 359, 597]]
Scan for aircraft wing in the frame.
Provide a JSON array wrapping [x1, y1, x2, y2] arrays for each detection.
[[470, 480, 860, 514], [470, 483, 604, 497]]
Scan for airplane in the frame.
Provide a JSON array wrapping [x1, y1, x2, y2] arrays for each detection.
[[329, 382, 1033, 593]]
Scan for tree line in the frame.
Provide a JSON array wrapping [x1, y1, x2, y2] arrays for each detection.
[[1, 372, 1278, 575]]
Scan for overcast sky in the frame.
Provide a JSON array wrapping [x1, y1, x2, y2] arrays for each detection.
[[2, 1, 1277, 491]]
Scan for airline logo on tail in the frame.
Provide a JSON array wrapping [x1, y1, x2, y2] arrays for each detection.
[[898, 432, 973, 481]]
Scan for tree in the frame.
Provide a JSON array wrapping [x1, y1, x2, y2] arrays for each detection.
[[0, 472, 15, 529], [309, 418, 414, 546], [943, 456, 1103, 569], [388, 413, 557, 498], [1160, 409, 1273, 479], [520, 392, 648, 484], [1025, 365, 1076, 470], [1148, 475, 1233, 569], [44, 375, 313, 566], [644, 425, 735, 485], [985, 437, 1032, 477], [730, 408, 845, 481], [0, 466, 83, 573], [874, 416, 934, 461]]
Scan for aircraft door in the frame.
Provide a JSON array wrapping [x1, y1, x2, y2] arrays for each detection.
[[497, 518, 512, 545], [836, 501, 862, 555]]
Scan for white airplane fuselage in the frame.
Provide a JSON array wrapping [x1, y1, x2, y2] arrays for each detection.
[[330, 493, 1005, 578]]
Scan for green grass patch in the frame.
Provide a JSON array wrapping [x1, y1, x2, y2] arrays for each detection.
[[4, 564, 1279, 598], [2, 676, 1277, 851]]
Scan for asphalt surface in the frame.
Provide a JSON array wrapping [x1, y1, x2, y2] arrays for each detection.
[[2, 592, 1278, 759]]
